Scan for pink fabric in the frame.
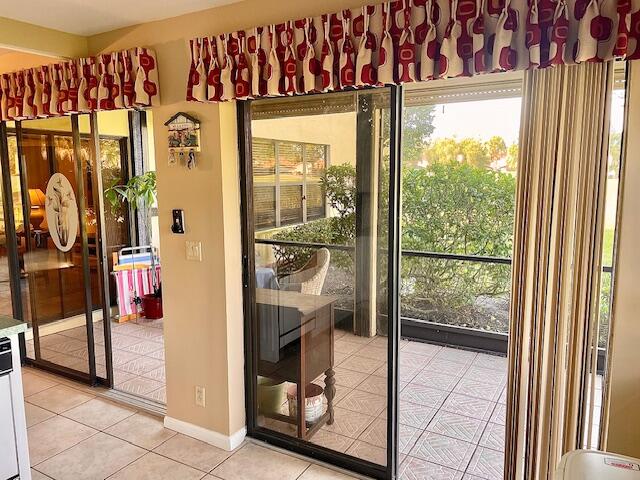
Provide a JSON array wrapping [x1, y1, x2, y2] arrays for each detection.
[[186, 0, 639, 102], [0, 47, 159, 121], [114, 266, 162, 318]]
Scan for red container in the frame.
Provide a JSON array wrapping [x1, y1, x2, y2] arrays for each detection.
[[142, 294, 163, 319]]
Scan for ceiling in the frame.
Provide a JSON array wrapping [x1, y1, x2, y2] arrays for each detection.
[[0, 0, 243, 36]]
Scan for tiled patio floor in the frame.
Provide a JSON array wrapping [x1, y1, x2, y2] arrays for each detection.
[[303, 332, 509, 479], [25, 316, 166, 404]]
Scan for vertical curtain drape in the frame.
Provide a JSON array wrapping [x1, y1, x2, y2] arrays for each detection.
[[506, 61, 612, 480]]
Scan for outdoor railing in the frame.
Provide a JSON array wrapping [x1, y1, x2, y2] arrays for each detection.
[[254, 237, 612, 370]]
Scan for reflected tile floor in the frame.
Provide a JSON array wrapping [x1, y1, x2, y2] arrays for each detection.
[[23, 368, 360, 480], [26, 316, 166, 404]]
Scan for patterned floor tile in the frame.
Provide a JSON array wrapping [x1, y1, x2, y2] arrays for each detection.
[[473, 354, 507, 371], [400, 424, 422, 455], [402, 341, 443, 357], [489, 404, 506, 426], [479, 422, 505, 451], [399, 365, 422, 384], [322, 407, 375, 438], [346, 440, 386, 465], [121, 340, 165, 356], [410, 432, 475, 471], [434, 348, 478, 365], [399, 401, 437, 429], [334, 339, 365, 355], [119, 356, 165, 375], [462, 366, 507, 386], [337, 389, 387, 416], [425, 411, 486, 443], [356, 374, 388, 395], [411, 370, 461, 391], [466, 447, 504, 480], [340, 355, 385, 375], [358, 418, 387, 446], [310, 429, 355, 453], [401, 383, 449, 408], [400, 351, 435, 368], [440, 394, 496, 421], [356, 345, 388, 362], [428, 359, 471, 377], [333, 367, 369, 389], [453, 378, 502, 401], [118, 376, 165, 396], [399, 456, 463, 480]]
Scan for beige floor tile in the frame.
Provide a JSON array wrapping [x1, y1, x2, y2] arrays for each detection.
[[28, 416, 98, 465], [298, 464, 359, 479], [26, 384, 94, 414], [336, 390, 387, 416], [321, 406, 375, 438], [154, 433, 232, 472], [308, 429, 355, 453], [36, 432, 146, 480], [62, 398, 137, 430], [109, 452, 205, 480], [145, 386, 167, 404], [346, 440, 386, 465], [213, 443, 309, 480], [24, 402, 56, 427], [30, 469, 53, 480], [106, 412, 176, 449], [22, 371, 58, 397], [339, 355, 385, 375]]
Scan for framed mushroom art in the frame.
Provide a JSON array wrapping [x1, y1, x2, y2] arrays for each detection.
[[165, 112, 201, 169]]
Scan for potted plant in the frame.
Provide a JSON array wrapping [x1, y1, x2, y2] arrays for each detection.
[[105, 171, 162, 319]]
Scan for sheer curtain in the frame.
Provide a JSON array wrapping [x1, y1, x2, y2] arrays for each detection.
[[505, 61, 613, 480]]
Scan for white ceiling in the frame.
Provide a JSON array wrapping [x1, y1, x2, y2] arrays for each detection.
[[0, 0, 242, 36]]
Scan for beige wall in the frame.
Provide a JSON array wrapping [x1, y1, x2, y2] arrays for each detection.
[[84, 0, 379, 439], [0, 16, 87, 58], [252, 113, 356, 168], [604, 61, 640, 458], [0, 51, 61, 72]]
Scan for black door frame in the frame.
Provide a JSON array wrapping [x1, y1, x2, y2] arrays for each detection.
[[0, 113, 132, 388], [238, 85, 403, 480]]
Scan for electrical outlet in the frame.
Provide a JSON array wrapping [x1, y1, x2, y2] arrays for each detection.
[[186, 241, 202, 261], [195, 385, 206, 407]]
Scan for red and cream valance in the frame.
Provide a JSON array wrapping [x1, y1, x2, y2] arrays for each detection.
[[0, 47, 159, 121], [186, 0, 639, 102]]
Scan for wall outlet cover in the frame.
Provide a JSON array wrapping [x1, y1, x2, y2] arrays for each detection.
[[195, 385, 206, 407]]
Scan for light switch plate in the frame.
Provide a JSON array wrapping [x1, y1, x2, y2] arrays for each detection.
[[186, 241, 202, 261]]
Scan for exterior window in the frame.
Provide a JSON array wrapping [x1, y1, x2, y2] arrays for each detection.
[[252, 138, 328, 230]]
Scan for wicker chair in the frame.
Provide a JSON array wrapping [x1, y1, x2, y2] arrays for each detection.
[[279, 248, 330, 295]]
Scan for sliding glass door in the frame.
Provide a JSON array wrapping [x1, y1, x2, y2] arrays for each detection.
[[241, 88, 401, 479]]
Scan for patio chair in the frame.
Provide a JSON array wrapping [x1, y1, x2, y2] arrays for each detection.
[[279, 248, 330, 295]]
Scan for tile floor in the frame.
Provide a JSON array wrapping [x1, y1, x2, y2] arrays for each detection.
[[299, 333, 510, 479], [26, 316, 166, 404], [23, 367, 359, 480]]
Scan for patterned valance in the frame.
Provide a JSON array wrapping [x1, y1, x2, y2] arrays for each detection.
[[186, 0, 638, 102], [0, 47, 159, 121]]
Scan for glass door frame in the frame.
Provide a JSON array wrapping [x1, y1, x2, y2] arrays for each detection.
[[0, 113, 115, 388], [238, 85, 403, 480]]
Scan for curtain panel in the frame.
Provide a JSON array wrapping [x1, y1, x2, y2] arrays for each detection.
[[186, 0, 637, 102], [0, 47, 160, 121], [506, 61, 612, 480]]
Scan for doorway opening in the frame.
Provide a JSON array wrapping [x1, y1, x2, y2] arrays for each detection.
[[0, 108, 164, 405]]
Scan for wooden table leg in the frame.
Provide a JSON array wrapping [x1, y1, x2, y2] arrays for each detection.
[[324, 368, 335, 425]]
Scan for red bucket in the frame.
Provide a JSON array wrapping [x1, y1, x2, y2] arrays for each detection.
[[142, 294, 163, 319]]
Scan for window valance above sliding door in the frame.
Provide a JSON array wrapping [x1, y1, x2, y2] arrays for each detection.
[[186, 0, 639, 102], [0, 47, 159, 121]]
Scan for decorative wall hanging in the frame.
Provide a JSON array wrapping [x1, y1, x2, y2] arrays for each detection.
[[0, 47, 160, 121], [45, 173, 79, 253], [186, 0, 640, 103], [165, 112, 201, 169]]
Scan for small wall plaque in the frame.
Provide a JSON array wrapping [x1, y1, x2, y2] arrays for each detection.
[[165, 112, 201, 169]]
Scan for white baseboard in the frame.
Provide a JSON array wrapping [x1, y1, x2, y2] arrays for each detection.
[[164, 416, 246, 451]]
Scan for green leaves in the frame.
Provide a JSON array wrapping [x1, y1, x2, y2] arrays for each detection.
[[104, 171, 157, 211], [320, 164, 356, 218]]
